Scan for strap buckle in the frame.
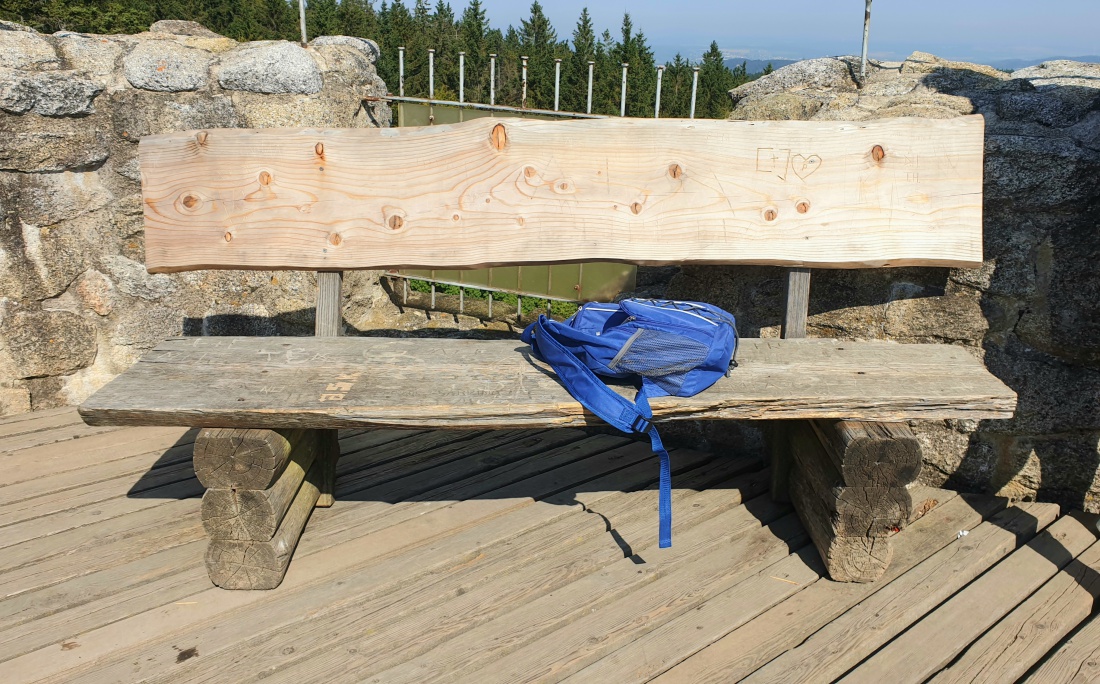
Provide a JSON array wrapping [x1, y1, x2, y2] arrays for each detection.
[[631, 415, 652, 433]]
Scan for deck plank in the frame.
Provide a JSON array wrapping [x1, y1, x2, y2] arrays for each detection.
[[930, 535, 1100, 684], [137, 459, 767, 684], [0, 407, 82, 439], [1, 417, 1091, 684], [1023, 611, 1100, 683], [0, 426, 194, 488], [839, 512, 1097, 684], [637, 491, 990, 684], [15, 441, 682, 683], [739, 502, 1061, 684]]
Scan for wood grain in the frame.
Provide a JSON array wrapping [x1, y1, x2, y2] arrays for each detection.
[[204, 458, 321, 590], [193, 427, 306, 490], [200, 431, 319, 541], [138, 117, 985, 272], [930, 537, 1100, 684], [811, 420, 922, 487], [314, 270, 342, 507], [790, 467, 892, 582], [740, 502, 1060, 684], [79, 337, 1016, 429], [789, 421, 911, 538], [841, 513, 1097, 684]]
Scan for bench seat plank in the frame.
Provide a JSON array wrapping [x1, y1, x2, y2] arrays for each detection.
[[79, 337, 1016, 429]]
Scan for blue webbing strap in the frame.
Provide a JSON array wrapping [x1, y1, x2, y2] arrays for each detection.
[[530, 315, 673, 548]]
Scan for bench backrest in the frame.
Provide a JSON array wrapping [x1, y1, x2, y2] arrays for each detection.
[[138, 116, 984, 274]]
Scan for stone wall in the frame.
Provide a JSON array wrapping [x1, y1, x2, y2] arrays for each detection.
[[670, 53, 1100, 511], [0, 20, 393, 414]]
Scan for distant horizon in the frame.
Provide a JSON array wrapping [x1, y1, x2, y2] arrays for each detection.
[[466, 1, 1100, 67]]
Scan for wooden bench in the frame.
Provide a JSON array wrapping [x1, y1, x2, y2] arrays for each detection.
[[79, 116, 1015, 589]]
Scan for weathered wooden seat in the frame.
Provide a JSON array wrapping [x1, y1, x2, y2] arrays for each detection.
[[79, 115, 1014, 589]]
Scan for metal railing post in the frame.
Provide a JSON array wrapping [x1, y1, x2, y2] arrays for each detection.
[[861, 0, 873, 80], [458, 51, 465, 103], [586, 60, 594, 114], [620, 62, 628, 117], [654, 65, 664, 118], [298, 0, 307, 47], [398, 46, 405, 97], [690, 66, 699, 119], [489, 53, 496, 105], [521, 56, 528, 109], [554, 58, 562, 111], [428, 49, 435, 99]]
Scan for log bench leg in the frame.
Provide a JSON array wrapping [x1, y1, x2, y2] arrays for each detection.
[[193, 427, 337, 590], [786, 420, 923, 583]]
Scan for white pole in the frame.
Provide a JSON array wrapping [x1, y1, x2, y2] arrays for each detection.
[[554, 58, 561, 111], [428, 48, 435, 99], [298, 0, 307, 47], [861, 0, 873, 80], [586, 60, 594, 114], [521, 56, 528, 109], [489, 53, 496, 105], [620, 62, 628, 117], [459, 51, 465, 103], [654, 65, 664, 118], [689, 66, 699, 119], [398, 46, 405, 97]]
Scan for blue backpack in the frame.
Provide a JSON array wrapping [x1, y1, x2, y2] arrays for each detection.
[[521, 298, 738, 548]]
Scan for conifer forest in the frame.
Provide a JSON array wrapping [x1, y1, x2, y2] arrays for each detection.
[[1, 0, 761, 117]]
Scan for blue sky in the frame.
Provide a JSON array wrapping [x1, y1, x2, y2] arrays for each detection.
[[471, 0, 1099, 64]]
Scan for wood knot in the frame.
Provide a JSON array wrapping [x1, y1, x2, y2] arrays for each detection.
[[763, 207, 778, 221], [223, 231, 232, 242], [871, 145, 885, 162], [795, 200, 810, 214], [631, 202, 643, 215], [181, 194, 200, 210], [490, 123, 507, 151], [668, 163, 682, 179], [195, 131, 208, 146], [328, 233, 342, 246], [524, 166, 537, 178], [388, 215, 404, 230], [315, 142, 325, 157], [258, 171, 272, 186], [452, 214, 460, 221]]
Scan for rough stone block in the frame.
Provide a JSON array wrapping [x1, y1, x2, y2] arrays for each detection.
[[0, 68, 103, 115], [0, 112, 109, 171], [109, 89, 237, 140], [56, 33, 123, 83], [123, 40, 211, 92], [309, 35, 379, 63], [150, 20, 223, 38], [217, 41, 322, 94], [0, 26, 59, 70], [6, 310, 97, 378]]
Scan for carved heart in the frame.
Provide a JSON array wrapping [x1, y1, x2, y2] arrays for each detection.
[[791, 154, 822, 180]]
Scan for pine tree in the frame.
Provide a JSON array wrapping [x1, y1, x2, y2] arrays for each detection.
[[519, 1, 556, 109], [458, 0, 489, 102], [305, 0, 337, 38], [565, 7, 595, 113], [699, 41, 734, 118], [337, 0, 377, 40]]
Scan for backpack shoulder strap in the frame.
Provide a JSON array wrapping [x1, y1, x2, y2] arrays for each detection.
[[529, 315, 673, 548]]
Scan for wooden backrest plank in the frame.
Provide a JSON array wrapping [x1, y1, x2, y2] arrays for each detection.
[[139, 116, 984, 273]]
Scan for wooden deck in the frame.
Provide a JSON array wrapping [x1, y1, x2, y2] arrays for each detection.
[[2, 408, 1099, 683]]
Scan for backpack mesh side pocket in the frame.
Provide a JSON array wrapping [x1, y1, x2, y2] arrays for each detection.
[[612, 329, 710, 395]]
